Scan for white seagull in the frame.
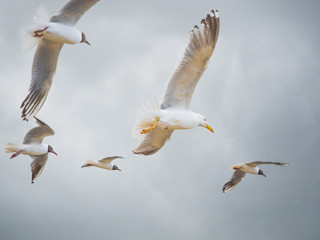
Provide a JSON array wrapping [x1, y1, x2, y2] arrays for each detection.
[[21, 0, 100, 121], [81, 156, 123, 171], [5, 117, 57, 184], [132, 10, 220, 156], [222, 161, 289, 193]]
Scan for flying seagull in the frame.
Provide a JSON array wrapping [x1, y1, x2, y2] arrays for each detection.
[[21, 0, 100, 121], [81, 156, 123, 171], [132, 10, 220, 155], [5, 117, 57, 183], [222, 161, 289, 193]]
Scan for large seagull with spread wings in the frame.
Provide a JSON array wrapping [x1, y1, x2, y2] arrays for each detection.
[[132, 10, 220, 155]]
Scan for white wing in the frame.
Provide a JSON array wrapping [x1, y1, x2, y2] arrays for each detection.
[[161, 10, 220, 110], [223, 170, 246, 193], [246, 161, 289, 167], [133, 127, 174, 156], [23, 117, 55, 144], [30, 153, 49, 184], [99, 156, 124, 164], [21, 39, 63, 121], [50, 0, 100, 26]]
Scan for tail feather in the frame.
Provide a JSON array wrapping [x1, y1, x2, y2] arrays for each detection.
[[5, 143, 20, 153], [22, 29, 41, 51], [131, 99, 160, 140], [22, 4, 50, 51]]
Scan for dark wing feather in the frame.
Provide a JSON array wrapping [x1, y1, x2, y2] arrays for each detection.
[[223, 170, 246, 193], [30, 153, 49, 184], [21, 39, 63, 121]]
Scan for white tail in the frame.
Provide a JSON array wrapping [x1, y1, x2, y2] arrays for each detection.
[[5, 143, 20, 153], [22, 4, 50, 51], [131, 98, 160, 139]]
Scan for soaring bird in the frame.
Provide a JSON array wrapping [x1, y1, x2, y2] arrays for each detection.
[[222, 161, 288, 193], [5, 117, 57, 183], [21, 0, 100, 121], [132, 10, 219, 156], [81, 156, 123, 171]]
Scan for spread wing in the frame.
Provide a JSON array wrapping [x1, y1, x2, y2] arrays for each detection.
[[21, 39, 63, 121], [99, 156, 124, 164], [30, 153, 49, 184], [246, 161, 289, 167], [133, 127, 174, 156], [23, 117, 55, 144], [161, 10, 220, 110], [50, 0, 100, 26], [222, 170, 246, 193]]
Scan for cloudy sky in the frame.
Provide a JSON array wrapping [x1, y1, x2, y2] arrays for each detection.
[[1, 0, 319, 239]]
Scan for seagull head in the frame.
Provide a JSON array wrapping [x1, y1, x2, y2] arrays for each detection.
[[198, 116, 214, 133], [112, 165, 121, 171], [48, 145, 57, 156], [258, 169, 266, 177], [80, 32, 90, 45]]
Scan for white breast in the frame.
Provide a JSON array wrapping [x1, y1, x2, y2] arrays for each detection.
[[241, 165, 259, 175], [22, 144, 48, 155], [43, 22, 82, 44], [95, 162, 113, 170], [159, 110, 198, 130]]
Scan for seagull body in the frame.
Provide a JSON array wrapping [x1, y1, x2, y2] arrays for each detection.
[[81, 156, 123, 171], [153, 109, 208, 130], [11, 143, 50, 156], [38, 22, 83, 44], [21, 0, 100, 121], [5, 117, 57, 183], [132, 10, 220, 156], [223, 161, 288, 193]]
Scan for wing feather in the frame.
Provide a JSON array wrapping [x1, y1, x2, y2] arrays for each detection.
[[99, 156, 124, 164], [133, 128, 174, 155], [161, 10, 220, 110], [223, 170, 246, 193], [50, 0, 100, 26], [30, 154, 49, 184], [23, 117, 55, 144], [21, 39, 63, 121], [246, 161, 289, 167]]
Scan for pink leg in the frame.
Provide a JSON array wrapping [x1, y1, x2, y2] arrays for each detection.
[[34, 27, 49, 37], [10, 150, 22, 159]]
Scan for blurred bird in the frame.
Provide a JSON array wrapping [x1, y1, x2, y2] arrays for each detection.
[[21, 0, 100, 121], [132, 10, 220, 156], [223, 161, 288, 193], [81, 156, 123, 171], [5, 117, 57, 184]]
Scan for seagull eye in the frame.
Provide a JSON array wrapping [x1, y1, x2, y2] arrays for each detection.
[[204, 118, 207, 121]]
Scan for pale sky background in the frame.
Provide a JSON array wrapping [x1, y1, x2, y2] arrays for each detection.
[[1, 0, 319, 239]]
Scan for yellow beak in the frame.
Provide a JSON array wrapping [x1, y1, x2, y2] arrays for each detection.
[[205, 123, 214, 133]]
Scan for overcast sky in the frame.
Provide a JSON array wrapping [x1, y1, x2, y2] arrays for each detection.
[[1, 0, 320, 239]]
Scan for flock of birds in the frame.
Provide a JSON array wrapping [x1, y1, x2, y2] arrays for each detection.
[[5, 0, 288, 192]]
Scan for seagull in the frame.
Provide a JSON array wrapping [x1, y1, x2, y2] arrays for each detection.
[[81, 156, 123, 171], [20, 0, 100, 121], [132, 10, 220, 156], [5, 117, 57, 184], [222, 161, 289, 193]]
